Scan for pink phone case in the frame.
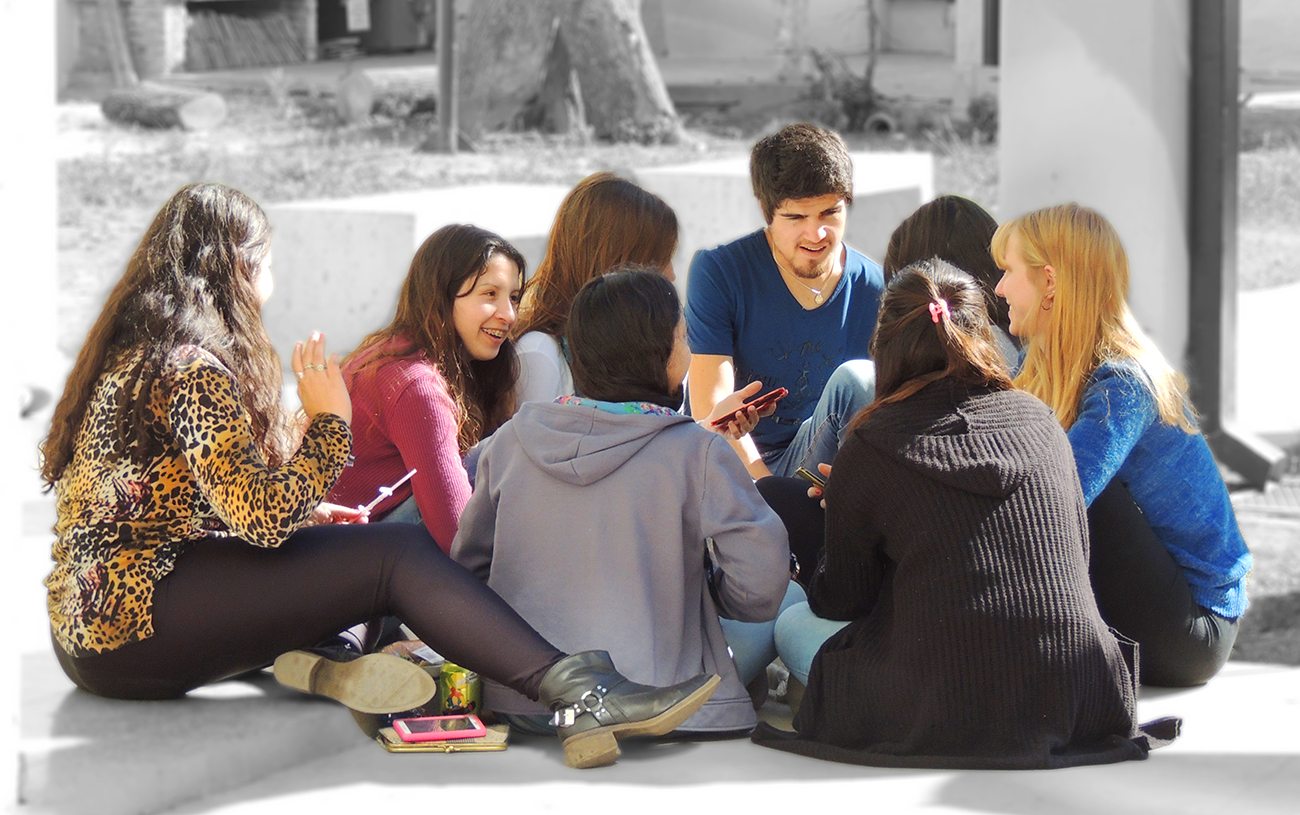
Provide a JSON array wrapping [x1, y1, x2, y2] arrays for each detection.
[[393, 714, 487, 743]]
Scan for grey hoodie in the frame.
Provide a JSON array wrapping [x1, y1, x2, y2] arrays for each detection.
[[451, 401, 791, 732]]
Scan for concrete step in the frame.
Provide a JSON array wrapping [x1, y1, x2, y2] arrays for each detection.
[[18, 651, 363, 815]]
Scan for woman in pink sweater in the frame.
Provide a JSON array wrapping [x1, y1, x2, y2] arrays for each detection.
[[328, 224, 523, 552]]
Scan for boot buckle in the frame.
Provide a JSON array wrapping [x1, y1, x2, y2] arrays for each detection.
[[551, 684, 610, 728]]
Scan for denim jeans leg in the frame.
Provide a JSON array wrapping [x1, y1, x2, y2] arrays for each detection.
[[773, 602, 852, 686], [769, 359, 877, 478], [718, 581, 808, 686]]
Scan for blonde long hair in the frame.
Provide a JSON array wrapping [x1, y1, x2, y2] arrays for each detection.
[[990, 203, 1195, 433]]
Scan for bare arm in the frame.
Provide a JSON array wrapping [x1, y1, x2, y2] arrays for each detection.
[[689, 353, 772, 480]]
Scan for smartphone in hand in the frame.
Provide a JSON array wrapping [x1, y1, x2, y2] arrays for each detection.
[[794, 466, 827, 489], [710, 387, 788, 428]]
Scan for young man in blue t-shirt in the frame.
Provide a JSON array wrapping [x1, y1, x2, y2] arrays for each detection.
[[686, 123, 884, 481]]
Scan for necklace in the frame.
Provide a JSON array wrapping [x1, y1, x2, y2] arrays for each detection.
[[767, 230, 837, 305]]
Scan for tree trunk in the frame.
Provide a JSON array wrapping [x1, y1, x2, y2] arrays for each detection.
[[564, 0, 680, 143], [458, 0, 680, 143], [101, 83, 227, 130], [518, 18, 589, 137], [458, 0, 564, 135], [97, 0, 139, 88]]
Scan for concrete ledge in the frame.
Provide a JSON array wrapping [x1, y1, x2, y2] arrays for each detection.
[[17, 647, 1300, 814], [262, 184, 571, 363], [168, 661, 1300, 815], [18, 651, 363, 815], [634, 152, 934, 293], [261, 155, 933, 366]]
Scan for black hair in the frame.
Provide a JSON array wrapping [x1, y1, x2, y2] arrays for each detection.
[[567, 264, 683, 409], [883, 194, 1011, 336], [850, 258, 1012, 430]]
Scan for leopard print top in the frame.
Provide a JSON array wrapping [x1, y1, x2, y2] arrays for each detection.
[[46, 345, 352, 656]]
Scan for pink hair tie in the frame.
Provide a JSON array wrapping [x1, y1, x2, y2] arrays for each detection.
[[928, 299, 950, 324]]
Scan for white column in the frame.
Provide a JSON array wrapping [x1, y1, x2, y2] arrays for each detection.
[[1, 0, 57, 805], [998, 0, 1191, 367]]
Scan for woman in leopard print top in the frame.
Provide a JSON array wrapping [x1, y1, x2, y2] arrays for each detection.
[[41, 183, 718, 767]]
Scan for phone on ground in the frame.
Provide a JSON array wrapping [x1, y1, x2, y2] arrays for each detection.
[[392, 714, 487, 743]]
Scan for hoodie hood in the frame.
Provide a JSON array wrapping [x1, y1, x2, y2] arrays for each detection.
[[860, 382, 1061, 499], [502, 401, 697, 486]]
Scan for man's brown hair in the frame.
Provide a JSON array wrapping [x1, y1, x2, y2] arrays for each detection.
[[750, 123, 854, 222]]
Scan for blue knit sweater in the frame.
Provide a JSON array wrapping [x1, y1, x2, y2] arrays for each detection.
[[1067, 360, 1251, 619]]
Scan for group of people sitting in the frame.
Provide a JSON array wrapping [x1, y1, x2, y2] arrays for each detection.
[[43, 122, 1249, 771]]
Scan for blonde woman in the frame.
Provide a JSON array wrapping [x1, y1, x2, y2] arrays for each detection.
[[991, 203, 1250, 687]]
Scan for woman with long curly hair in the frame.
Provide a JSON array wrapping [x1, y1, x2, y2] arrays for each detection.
[[327, 224, 524, 550], [512, 171, 679, 406], [991, 203, 1250, 687], [42, 183, 719, 770]]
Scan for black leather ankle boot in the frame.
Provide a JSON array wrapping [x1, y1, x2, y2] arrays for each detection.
[[538, 650, 720, 769]]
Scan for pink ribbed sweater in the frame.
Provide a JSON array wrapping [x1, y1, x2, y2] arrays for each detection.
[[328, 342, 470, 552]]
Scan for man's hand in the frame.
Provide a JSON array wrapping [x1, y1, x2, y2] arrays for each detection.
[[689, 354, 774, 479], [702, 381, 779, 440]]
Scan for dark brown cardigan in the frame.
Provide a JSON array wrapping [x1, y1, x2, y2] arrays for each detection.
[[753, 380, 1178, 768]]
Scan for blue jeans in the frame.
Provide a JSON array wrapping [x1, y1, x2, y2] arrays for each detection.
[[718, 581, 808, 686], [773, 601, 851, 686], [763, 360, 877, 478]]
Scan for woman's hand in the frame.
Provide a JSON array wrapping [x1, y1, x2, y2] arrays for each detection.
[[310, 501, 369, 525], [292, 332, 352, 425], [702, 381, 775, 441], [807, 462, 832, 507]]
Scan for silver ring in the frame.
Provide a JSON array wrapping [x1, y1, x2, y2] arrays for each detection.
[[312, 364, 326, 371], [294, 371, 304, 380]]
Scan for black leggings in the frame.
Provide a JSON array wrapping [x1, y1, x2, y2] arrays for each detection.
[[756, 476, 826, 591], [1087, 480, 1238, 687], [54, 523, 564, 701]]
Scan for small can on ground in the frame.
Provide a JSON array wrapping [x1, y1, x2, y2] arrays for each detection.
[[439, 661, 481, 715]]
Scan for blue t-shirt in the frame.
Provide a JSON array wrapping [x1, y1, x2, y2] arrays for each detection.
[[685, 228, 884, 452], [1067, 359, 1252, 619]]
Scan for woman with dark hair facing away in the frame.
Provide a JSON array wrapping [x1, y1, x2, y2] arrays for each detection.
[[753, 259, 1174, 768], [513, 171, 680, 406], [327, 224, 522, 551], [453, 267, 794, 735], [883, 193, 1018, 366], [991, 203, 1250, 687], [42, 183, 719, 770]]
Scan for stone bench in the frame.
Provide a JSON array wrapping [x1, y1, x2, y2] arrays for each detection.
[[633, 151, 934, 286], [261, 153, 934, 365], [262, 184, 572, 365], [18, 651, 361, 815], [21, 656, 1300, 814]]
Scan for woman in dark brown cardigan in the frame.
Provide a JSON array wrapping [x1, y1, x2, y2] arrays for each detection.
[[753, 259, 1176, 769]]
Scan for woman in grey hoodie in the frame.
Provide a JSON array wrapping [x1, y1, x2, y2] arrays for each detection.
[[452, 267, 795, 735]]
